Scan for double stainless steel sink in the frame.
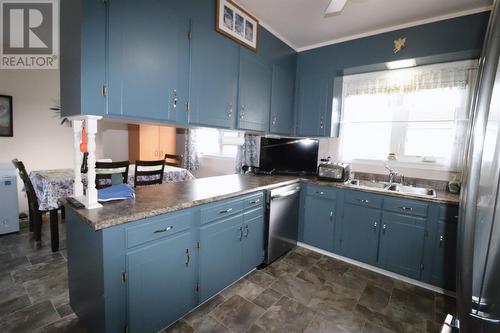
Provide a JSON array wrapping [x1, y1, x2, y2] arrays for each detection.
[[347, 179, 437, 198]]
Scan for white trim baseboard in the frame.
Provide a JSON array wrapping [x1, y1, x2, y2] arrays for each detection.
[[297, 242, 456, 297]]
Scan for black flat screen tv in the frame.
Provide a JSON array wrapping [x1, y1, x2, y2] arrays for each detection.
[[259, 137, 319, 175]]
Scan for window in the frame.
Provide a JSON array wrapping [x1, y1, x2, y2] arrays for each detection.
[[339, 60, 477, 171], [194, 128, 243, 158]]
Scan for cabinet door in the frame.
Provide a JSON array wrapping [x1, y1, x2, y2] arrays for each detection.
[[270, 64, 295, 135], [158, 126, 177, 158], [127, 230, 196, 333], [378, 212, 426, 280], [139, 125, 160, 160], [237, 53, 272, 132], [303, 196, 335, 252], [431, 220, 457, 290], [199, 214, 243, 302], [241, 210, 265, 274], [189, 15, 239, 128], [108, 0, 189, 122], [341, 204, 381, 265], [295, 73, 330, 137]]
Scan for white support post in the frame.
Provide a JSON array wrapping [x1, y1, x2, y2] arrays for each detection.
[[68, 115, 103, 209], [72, 120, 84, 198], [84, 117, 102, 209]]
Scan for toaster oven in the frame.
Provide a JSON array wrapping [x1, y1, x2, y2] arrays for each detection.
[[317, 163, 351, 182]]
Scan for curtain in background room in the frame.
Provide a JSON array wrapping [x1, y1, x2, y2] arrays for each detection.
[[183, 128, 200, 171], [235, 134, 259, 173]]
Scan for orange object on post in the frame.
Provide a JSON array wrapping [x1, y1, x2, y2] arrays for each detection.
[[80, 123, 88, 153]]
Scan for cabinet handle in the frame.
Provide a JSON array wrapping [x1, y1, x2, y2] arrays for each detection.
[[250, 199, 260, 204], [373, 222, 378, 231], [439, 235, 444, 247], [227, 103, 233, 118], [239, 226, 243, 241], [219, 208, 233, 214], [185, 249, 190, 267], [382, 224, 387, 233], [330, 211, 334, 223], [244, 225, 249, 238], [272, 116, 277, 125], [316, 191, 325, 195], [172, 89, 178, 109], [359, 199, 370, 204], [399, 206, 413, 211], [154, 226, 174, 234]]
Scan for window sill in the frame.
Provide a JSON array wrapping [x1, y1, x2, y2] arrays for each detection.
[[199, 154, 237, 160]]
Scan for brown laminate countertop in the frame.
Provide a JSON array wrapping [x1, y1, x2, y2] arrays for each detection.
[[63, 174, 459, 231]]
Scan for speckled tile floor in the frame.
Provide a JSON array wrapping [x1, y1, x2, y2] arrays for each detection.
[[0, 219, 455, 333]]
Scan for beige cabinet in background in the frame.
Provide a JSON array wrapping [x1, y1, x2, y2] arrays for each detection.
[[128, 124, 176, 162]]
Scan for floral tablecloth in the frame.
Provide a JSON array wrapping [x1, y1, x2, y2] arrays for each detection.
[[29, 166, 195, 211]]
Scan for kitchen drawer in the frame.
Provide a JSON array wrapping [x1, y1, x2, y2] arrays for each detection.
[[306, 184, 337, 200], [126, 211, 193, 248], [244, 207, 263, 221], [384, 197, 428, 217], [201, 197, 244, 224], [439, 205, 459, 223], [243, 192, 264, 210], [345, 190, 382, 209]]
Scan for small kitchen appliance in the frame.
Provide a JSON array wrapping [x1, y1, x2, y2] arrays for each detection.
[[317, 160, 351, 182]]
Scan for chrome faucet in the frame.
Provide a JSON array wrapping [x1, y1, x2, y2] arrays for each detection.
[[385, 166, 398, 184]]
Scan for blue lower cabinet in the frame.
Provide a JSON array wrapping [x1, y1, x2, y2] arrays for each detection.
[[431, 206, 458, 290], [303, 195, 336, 252], [126, 230, 196, 333], [341, 203, 381, 266], [241, 209, 265, 274], [378, 212, 426, 280], [199, 214, 244, 302]]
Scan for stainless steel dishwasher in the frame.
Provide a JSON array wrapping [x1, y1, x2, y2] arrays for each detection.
[[264, 184, 301, 265]]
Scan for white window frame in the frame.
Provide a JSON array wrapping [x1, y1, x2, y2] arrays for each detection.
[[195, 128, 243, 159], [338, 60, 477, 172]]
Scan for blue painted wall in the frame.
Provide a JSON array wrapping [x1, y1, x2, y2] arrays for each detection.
[[297, 12, 490, 75]]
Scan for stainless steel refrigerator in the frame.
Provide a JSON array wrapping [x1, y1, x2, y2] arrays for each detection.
[[445, 1, 500, 332]]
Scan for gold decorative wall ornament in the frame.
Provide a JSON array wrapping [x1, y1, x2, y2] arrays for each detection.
[[393, 37, 406, 53]]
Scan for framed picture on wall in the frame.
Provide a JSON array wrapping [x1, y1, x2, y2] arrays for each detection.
[[0, 95, 13, 137], [216, 0, 259, 52]]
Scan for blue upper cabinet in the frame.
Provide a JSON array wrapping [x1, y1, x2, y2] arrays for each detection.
[[107, 0, 190, 123], [270, 63, 296, 135], [188, 1, 239, 129], [237, 52, 272, 132], [295, 72, 332, 137], [60, 0, 107, 117]]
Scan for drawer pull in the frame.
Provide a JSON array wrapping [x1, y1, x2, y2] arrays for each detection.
[[154, 226, 174, 234], [250, 199, 260, 204], [316, 191, 325, 195], [185, 249, 191, 267], [399, 206, 413, 211], [359, 199, 370, 204], [219, 208, 233, 214]]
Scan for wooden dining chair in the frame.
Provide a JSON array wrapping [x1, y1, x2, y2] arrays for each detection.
[[12, 159, 62, 252], [164, 154, 183, 167], [95, 161, 130, 189], [134, 160, 165, 187]]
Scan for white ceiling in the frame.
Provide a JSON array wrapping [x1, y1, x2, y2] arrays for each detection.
[[236, 0, 492, 51]]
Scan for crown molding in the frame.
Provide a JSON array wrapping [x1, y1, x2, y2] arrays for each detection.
[[296, 6, 492, 52]]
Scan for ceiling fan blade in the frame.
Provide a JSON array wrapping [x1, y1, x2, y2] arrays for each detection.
[[325, 0, 348, 14]]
